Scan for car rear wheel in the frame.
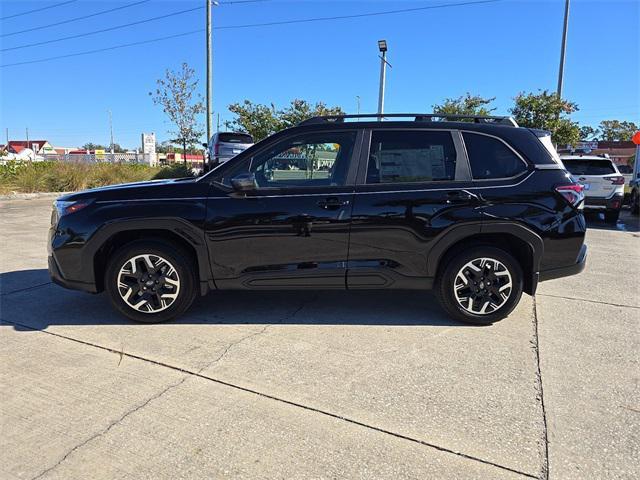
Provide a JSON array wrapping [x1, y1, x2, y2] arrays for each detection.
[[436, 247, 523, 325], [604, 209, 620, 224], [631, 190, 640, 216], [105, 240, 197, 323]]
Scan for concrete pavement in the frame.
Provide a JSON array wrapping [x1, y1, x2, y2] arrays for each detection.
[[1, 196, 638, 479]]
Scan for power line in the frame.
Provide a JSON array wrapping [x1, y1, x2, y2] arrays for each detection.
[[1, 30, 203, 68], [1, 0, 502, 67], [0, 0, 77, 21], [215, 0, 503, 30], [1, 0, 150, 38], [2, 5, 204, 52]]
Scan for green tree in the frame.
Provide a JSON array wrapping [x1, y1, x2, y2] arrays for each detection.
[[510, 90, 581, 146], [432, 93, 496, 117], [150, 63, 205, 163], [597, 120, 638, 142], [81, 142, 108, 151], [225, 100, 280, 142], [579, 125, 599, 140], [225, 99, 344, 141]]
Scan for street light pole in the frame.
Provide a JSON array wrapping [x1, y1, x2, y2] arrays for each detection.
[[206, 0, 215, 144], [557, 0, 570, 98], [377, 40, 388, 119], [108, 109, 115, 154]]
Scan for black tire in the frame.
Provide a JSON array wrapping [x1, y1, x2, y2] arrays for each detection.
[[435, 246, 523, 325], [631, 190, 640, 216], [604, 209, 620, 225], [105, 240, 197, 323]]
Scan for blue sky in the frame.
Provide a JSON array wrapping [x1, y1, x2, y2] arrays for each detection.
[[1, 0, 638, 149]]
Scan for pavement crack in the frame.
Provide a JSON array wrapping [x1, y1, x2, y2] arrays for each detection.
[[198, 296, 317, 372], [531, 296, 550, 480], [6, 317, 535, 479], [30, 376, 188, 480], [1, 281, 52, 296], [537, 293, 639, 310]]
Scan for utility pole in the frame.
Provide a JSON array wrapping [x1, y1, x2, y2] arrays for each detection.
[[557, 0, 570, 98], [25, 127, 29, 145], [5, 128, 8, 145], [356, 95, 361, 115], [108, 109, 115, 154], [206, 1, 217, 143], [377, 40, 388, 119]]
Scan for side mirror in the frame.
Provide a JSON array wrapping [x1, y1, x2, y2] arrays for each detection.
[[231, 173, 258, 192], [202, 143, 208, 149]]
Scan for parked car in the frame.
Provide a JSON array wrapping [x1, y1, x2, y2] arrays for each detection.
[[616, 163, 634, 203], [49, 113, 587, 325], [206, 132, 254, 168], [560, 154, 625, 224]]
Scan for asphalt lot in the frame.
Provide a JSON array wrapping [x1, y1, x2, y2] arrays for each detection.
[[1, 195, 638, 480]]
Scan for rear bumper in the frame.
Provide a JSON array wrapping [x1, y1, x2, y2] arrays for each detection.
[[48, 254, 97, 293], [539, 244, 587, 282], [584, 193, 623, 210]]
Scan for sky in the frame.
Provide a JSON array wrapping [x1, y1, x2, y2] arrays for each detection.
[[1, 0, 638, 149]]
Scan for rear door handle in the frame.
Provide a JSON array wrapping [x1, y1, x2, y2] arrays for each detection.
[[445, 190, 477, 204], [317, 197, 350, 210]]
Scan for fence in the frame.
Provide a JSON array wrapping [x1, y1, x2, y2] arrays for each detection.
[[39, 152, 154, 164]]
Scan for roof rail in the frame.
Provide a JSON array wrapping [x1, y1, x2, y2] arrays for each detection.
[[298, 113, 519, 127]]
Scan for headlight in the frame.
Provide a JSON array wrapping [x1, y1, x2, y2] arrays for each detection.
[[54, 200, 92, 217]]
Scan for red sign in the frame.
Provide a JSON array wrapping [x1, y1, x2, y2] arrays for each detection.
[[633, 131, 640, 145]]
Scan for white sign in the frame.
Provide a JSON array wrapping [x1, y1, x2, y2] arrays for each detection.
[[141, 133, 157, 165]]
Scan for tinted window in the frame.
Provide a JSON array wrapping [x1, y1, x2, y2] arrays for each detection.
[[218, 133, 253, 144], [367, 130, 457, 184], [562, 159, 616, 175], [463, 132, 526, 179], [222, 131, 356, 188]]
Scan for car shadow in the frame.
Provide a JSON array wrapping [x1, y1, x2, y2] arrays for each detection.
[[0, 269, 470, 330], [585, 209, 640, 233]]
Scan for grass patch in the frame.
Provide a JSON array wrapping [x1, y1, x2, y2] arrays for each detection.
[[0, 161, 195, 194]]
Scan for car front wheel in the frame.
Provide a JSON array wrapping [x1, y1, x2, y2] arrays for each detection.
[[105, 240, 197, 323], [436, 247, 523, 325]]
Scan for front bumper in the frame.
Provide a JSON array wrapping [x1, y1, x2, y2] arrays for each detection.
[[48, 254, 97, 293], [539, 244, 587, 282]]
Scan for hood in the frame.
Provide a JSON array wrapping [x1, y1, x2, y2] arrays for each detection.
[[58, 176, 199, 202]]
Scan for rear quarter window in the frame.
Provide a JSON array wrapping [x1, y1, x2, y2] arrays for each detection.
[[463, 132, 527, 180]]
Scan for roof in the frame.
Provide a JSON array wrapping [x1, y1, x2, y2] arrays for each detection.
[[299, 113, 519, 127], [8, 140, 50, 151]]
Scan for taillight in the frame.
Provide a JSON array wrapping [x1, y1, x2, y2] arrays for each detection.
[[214, 143, 219, 155], [606, 175, 625, 185], [555, 184, 584, 207]]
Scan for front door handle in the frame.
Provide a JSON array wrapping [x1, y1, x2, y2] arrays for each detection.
[[317, 197, 350, 210]]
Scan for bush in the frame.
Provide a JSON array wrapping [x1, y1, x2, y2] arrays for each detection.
[[0, 161, 195, 194]]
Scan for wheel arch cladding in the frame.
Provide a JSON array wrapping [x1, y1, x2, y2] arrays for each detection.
[[428, 223, 543, 296], [89, 219, 211, 294]]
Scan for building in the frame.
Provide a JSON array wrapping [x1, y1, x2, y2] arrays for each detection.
[[7, 140, 55, 156], [562, 141, 636, 167]]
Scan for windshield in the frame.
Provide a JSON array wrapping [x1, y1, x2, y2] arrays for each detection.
[[562, 159, 616, 176], [218, 133, 253, 144]]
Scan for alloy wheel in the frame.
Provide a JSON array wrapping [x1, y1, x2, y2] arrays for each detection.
[[117, 254, 180, 313], [453, 257, 513, 315]]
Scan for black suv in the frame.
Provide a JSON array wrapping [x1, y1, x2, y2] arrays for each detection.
[[48, 114, 587, 324]]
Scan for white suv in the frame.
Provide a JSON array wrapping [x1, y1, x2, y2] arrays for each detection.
[[561, 155, 625, 224]]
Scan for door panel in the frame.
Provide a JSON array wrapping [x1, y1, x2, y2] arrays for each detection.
[[204, 129, 361, 289], [347, 128, 482, 288]]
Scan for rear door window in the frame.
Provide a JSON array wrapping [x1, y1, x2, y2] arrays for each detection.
[[463, 132, 527, 179], [562, 159, 616, 175], [366, 130, 457, 184], [218, 133, 253, 144]]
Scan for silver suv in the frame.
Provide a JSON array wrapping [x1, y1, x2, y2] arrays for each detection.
[[207, 132, 254, 167], [561, 154, 625, 224]]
